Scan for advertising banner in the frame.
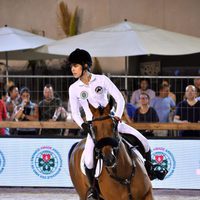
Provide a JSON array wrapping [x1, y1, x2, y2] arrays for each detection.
[[0, 138, 199, 189]]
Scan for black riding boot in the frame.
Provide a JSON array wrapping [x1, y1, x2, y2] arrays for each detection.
[[145, 150, 168, 180], [85, 166, 98, 200]]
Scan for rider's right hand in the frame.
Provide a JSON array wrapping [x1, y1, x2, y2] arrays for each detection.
[[81, 122, 91, 134]]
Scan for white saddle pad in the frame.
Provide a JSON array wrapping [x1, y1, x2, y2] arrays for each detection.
[[132, 148, 145, 163], [80, 152, 103, 178]]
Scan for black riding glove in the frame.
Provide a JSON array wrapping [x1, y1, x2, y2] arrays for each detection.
[[113, 116, 121, 131], [81, 122, 91, 134]]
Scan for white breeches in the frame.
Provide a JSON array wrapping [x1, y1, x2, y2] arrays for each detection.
[[117, 122, 150, 152], [83, 122, 150, 169]]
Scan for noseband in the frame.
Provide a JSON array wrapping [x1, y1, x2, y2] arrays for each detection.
[[86, 114, 120, 166]]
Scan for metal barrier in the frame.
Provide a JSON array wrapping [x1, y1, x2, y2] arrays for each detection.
[[0, 75, 199, 136]]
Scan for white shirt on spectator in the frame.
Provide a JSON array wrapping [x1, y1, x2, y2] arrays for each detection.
[[130, 89, 155, 107]]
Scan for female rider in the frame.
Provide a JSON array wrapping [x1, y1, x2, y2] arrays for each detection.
[[68, 49, 167, 199]]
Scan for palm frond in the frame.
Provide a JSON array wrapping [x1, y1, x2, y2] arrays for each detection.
[[69, 6, 78, 36], [57, 1, 71, 36]]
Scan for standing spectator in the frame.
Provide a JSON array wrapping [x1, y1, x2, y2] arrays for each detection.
[[38, 84, 67, 136], [133, 93, 159, 137], [0, 89, 8, 136], [161, 79, 176, 103], [150, 84, 175, 136], [174, 85, 200, 137], [130, 79, 155, 107], [13, 87, 39, 135]]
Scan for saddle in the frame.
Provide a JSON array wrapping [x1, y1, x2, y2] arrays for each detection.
[[120, 133, 146, 157]]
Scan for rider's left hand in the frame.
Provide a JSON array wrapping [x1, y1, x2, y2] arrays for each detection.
[[114, 116, 122, 123], [81, 122, 91, 134]]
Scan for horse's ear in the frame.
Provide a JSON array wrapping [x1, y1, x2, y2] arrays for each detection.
[[104, 95, 115, 114], [108, 95, 115, 110], [88, 101, 98, 115]]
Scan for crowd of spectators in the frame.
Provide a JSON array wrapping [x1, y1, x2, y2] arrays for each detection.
[[130, 78, 200, 138], [0, 83, 69, 136], [0, 77, 200, 138]]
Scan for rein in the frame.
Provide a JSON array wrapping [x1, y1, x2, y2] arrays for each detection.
[[87, 114, 135, 200], [91, 114, 112, 122], [105, 145, 136, 200]]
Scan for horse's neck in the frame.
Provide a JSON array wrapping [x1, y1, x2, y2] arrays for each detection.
[[114, 142, 134, 177]]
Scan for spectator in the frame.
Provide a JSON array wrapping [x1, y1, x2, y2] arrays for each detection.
[[38, 84, 67, 136], [13, 87, 39, 135], [150, 84, 176, 136], [174, 85, 200, 137], [133, 93, 159, 137], [1, 89, 8, 103], [130, 79, 155, 107], [6, 85, 21, 119], [0, 89, 8, 136], [6, 85, 21, 135], [194, 78, 200, 100], [120, 90, 136, 123], [161, 79, 176, 103]]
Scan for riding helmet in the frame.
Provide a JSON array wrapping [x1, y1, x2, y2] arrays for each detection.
[[68, 48, 92, 66]]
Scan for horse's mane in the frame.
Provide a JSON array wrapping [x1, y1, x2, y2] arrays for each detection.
[[97, 95, 115, 115]]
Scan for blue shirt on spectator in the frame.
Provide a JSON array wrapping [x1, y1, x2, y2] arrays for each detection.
[[150, 96, 175, 122], [126, 103, 136, 120]]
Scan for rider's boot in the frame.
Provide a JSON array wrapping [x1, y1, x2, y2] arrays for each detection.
[[85, 166, 98, 200], [145, 150, 168, 181]]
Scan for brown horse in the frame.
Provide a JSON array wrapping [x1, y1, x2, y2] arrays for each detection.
[[68, 102, 154, 200]]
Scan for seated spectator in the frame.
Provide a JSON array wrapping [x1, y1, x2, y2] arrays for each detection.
[[6, 85, 21, 119], [161, 79, 176, 103], [0, 89, 8, 136], [130, 79, 155, 107], [150, 84, 176, 136], [174, 85, 200, 137], [39, 84, 67, 136], [120, 90, 136, 123], [194, 78, 200, 100], [6, 85, 21, 135], [133, 93, 159, 137], [13, 87, 39, 135]]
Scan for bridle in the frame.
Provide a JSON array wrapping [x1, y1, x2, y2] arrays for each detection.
[[87, 114, 136, 200], [85, 114, 119, 166]]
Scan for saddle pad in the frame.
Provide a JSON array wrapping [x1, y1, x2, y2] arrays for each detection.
[[80, 152, 103, 178], [132, 148, 145, 163]]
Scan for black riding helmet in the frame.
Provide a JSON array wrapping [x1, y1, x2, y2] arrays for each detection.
[[68, 48, 92, 71]]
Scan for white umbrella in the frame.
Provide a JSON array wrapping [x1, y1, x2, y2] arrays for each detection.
[[37, 20, 200, 57], [0, 25, 64, 83]]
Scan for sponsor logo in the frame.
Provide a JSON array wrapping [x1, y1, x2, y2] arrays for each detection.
[[0, 150, 5, 174], [31, 146, 62, 179], [152, 147, 176, 179], [95, 86, 103, 94], [80, 91, 88, 99]]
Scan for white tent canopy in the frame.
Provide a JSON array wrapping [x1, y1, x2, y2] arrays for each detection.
[[0, 25, 64, 60], [37, 21, 200, 57], [0, 25, 65, 84]]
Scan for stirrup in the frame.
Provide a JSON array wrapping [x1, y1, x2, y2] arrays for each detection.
[[151, 165, 168, 180], [154, 168, 168, 180], [86, 187, 98, 200]]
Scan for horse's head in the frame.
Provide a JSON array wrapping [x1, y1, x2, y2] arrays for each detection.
[[88, 100, 120, 168]]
